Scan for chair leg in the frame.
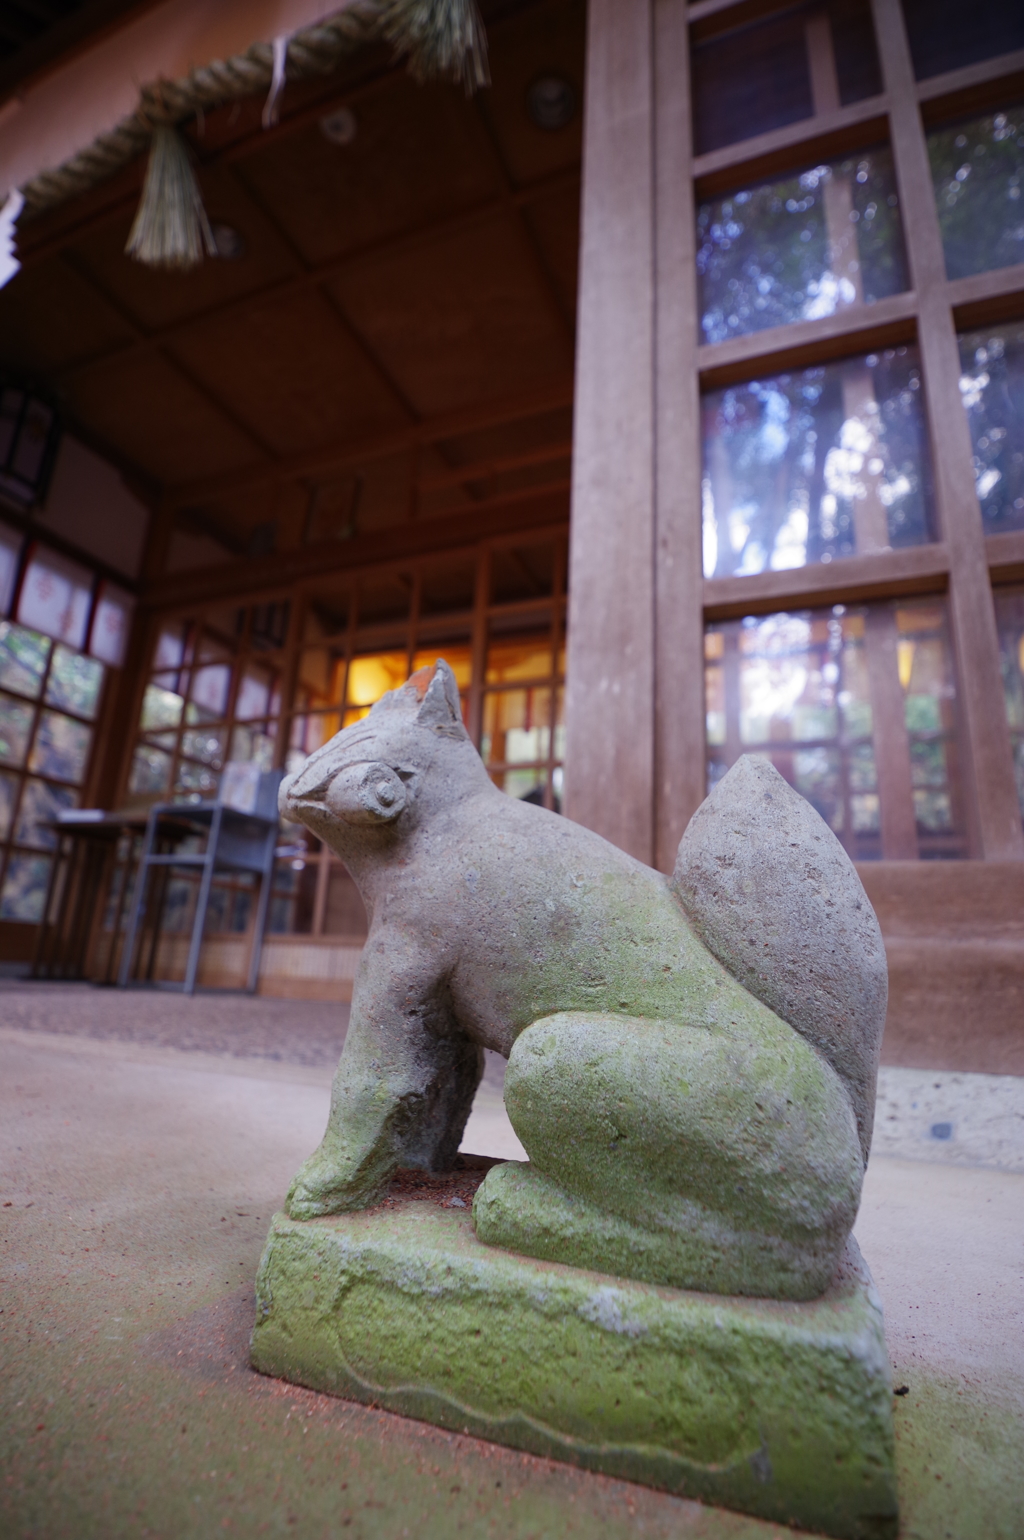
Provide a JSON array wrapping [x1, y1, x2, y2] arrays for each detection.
[[246, 835, 276, 995], [184, 806, 222, 995], [117, 814, 158, 987]]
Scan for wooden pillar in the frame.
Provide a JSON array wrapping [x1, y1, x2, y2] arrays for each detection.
[[652, 0, 706, 872], [564, 0, 656, 862], [870, 0, 1024, 859]]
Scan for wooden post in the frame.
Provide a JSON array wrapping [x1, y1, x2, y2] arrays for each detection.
[[564, 0, 656, 863], [653, 0, 707, 872], [870, 0, 1024, 859]]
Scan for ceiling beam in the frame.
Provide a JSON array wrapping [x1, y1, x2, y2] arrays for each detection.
[[54, 164, 581, 391], [221, 161, 423, 428], [57, 247, 281, 464], [465, 94, 577, 347], [167, 374, 575, 506], [147, 483, 571, 611], [418, 438, 572, 493]]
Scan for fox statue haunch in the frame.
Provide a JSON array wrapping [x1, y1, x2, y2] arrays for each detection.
[[278, 661, 887, 1301]]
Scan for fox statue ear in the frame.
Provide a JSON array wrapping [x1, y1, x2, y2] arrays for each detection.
[[416, 660, 467, 739]]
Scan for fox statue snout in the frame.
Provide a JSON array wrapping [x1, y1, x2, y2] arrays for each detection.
[[280, 759, 409, 826]]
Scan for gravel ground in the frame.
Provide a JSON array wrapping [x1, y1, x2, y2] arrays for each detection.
[[0, 980, 508, 1089], [0, 981, 351, 1067]]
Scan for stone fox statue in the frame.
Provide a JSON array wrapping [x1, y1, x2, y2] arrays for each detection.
[[279, 661, 887, 1301]]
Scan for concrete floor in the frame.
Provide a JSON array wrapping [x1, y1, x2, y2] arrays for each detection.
[[1, 986, 1022, 1540]]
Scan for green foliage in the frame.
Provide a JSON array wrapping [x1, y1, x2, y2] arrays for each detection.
[[928, 109, 1024, 281], [698, 150, 907, 344]]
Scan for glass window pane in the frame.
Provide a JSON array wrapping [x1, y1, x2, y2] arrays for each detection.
[[235, 667, 273, 721], [957, 322, 1024, 536], [141, 683, 183, 732], [482, 689, 552, 766], [14, 777, 77, 848], [693, 10, 813, 157], [287, 714, 339, 774], [0, 522, 20, 616], [175, 760, 220, 800], [993, 586, 1024, 821], [0, 854, 52, 921], [128, 745, 172, 798], [269, 851, 319, 936], [17, 548, 91, 648], [296, 647, 345, 711], [89, 583, 133, 668], [485, 636, 554, 685], [411, 646, 472, 689], [188, 662, 231, 723], [45, 645, 104, 719], [902, 0, 1024, 82], [0, 621, 50, 698], [928, 108, 1024, 281], [229, 723, 276, 771], [181, 726, 225, 768], [499, 769, 550, 803], [698, 149, 908, 345], [28, 711, 92, 783], [323, 865, 368, 937], [702, 347, 934, 578], [346, 652, 408, 707], [153, 624, 187, 671], [692, 1, 882, 157], [706, 600, 964, 859], [0, 768, 16, 837], [0, 694, 34, 765]]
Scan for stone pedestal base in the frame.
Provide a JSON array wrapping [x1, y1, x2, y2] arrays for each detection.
[[251, 1197, 897, 1539]]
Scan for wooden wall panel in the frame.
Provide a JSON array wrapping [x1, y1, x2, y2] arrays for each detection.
[[564, 0, 656, 862], [652, 0, 707, 874]]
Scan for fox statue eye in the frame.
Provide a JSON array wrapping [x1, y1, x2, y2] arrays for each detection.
[[325, 761, 408, 825]]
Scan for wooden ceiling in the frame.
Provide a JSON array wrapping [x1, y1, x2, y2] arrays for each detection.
[[2, 0, 583, 595]]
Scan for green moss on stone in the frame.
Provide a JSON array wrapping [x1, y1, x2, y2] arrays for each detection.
[[251, 1204, 897, 1540]]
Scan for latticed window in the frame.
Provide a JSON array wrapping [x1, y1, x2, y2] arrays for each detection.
[[126, 535, 567, 939], [690, 0, 1024, 854], [0, 622, 105, 921]]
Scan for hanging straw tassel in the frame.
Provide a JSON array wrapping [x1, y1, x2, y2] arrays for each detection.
[[125, 124, 217, 270], [378, 0, 490, 92]]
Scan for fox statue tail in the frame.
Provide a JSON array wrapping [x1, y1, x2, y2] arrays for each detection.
[[670, 755, 887, 1164]]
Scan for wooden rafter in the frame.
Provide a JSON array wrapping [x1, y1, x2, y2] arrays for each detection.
[[146, 483, 571, 610], [166, 374, 574, 505], [54, 165, 581, 389]]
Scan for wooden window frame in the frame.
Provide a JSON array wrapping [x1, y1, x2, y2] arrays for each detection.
[[651, 0, 1024, 864], [124, 526, 569, 944]]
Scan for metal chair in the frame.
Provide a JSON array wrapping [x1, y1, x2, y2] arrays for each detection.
[[116, 770, 283, 995]]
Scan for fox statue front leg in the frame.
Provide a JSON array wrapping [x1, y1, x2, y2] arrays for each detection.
[[473, 1008, 864, 1302], [285, 937, 482, 1221]]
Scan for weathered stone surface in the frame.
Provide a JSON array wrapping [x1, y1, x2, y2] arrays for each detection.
[[672, 756, 888, 1162], [276, 663, 884, 1300], [475, 1011, 862, 1300], [251, 1201, 898, 1540]]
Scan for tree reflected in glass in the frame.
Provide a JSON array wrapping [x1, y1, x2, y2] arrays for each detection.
[[957, 322, 1024, 535], [702, 347, 934, 578], [697, 149, 908, 345], [928, 108, 1024, 280]]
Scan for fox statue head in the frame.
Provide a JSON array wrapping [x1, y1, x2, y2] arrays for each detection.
[[278, 659, 490, 856]]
